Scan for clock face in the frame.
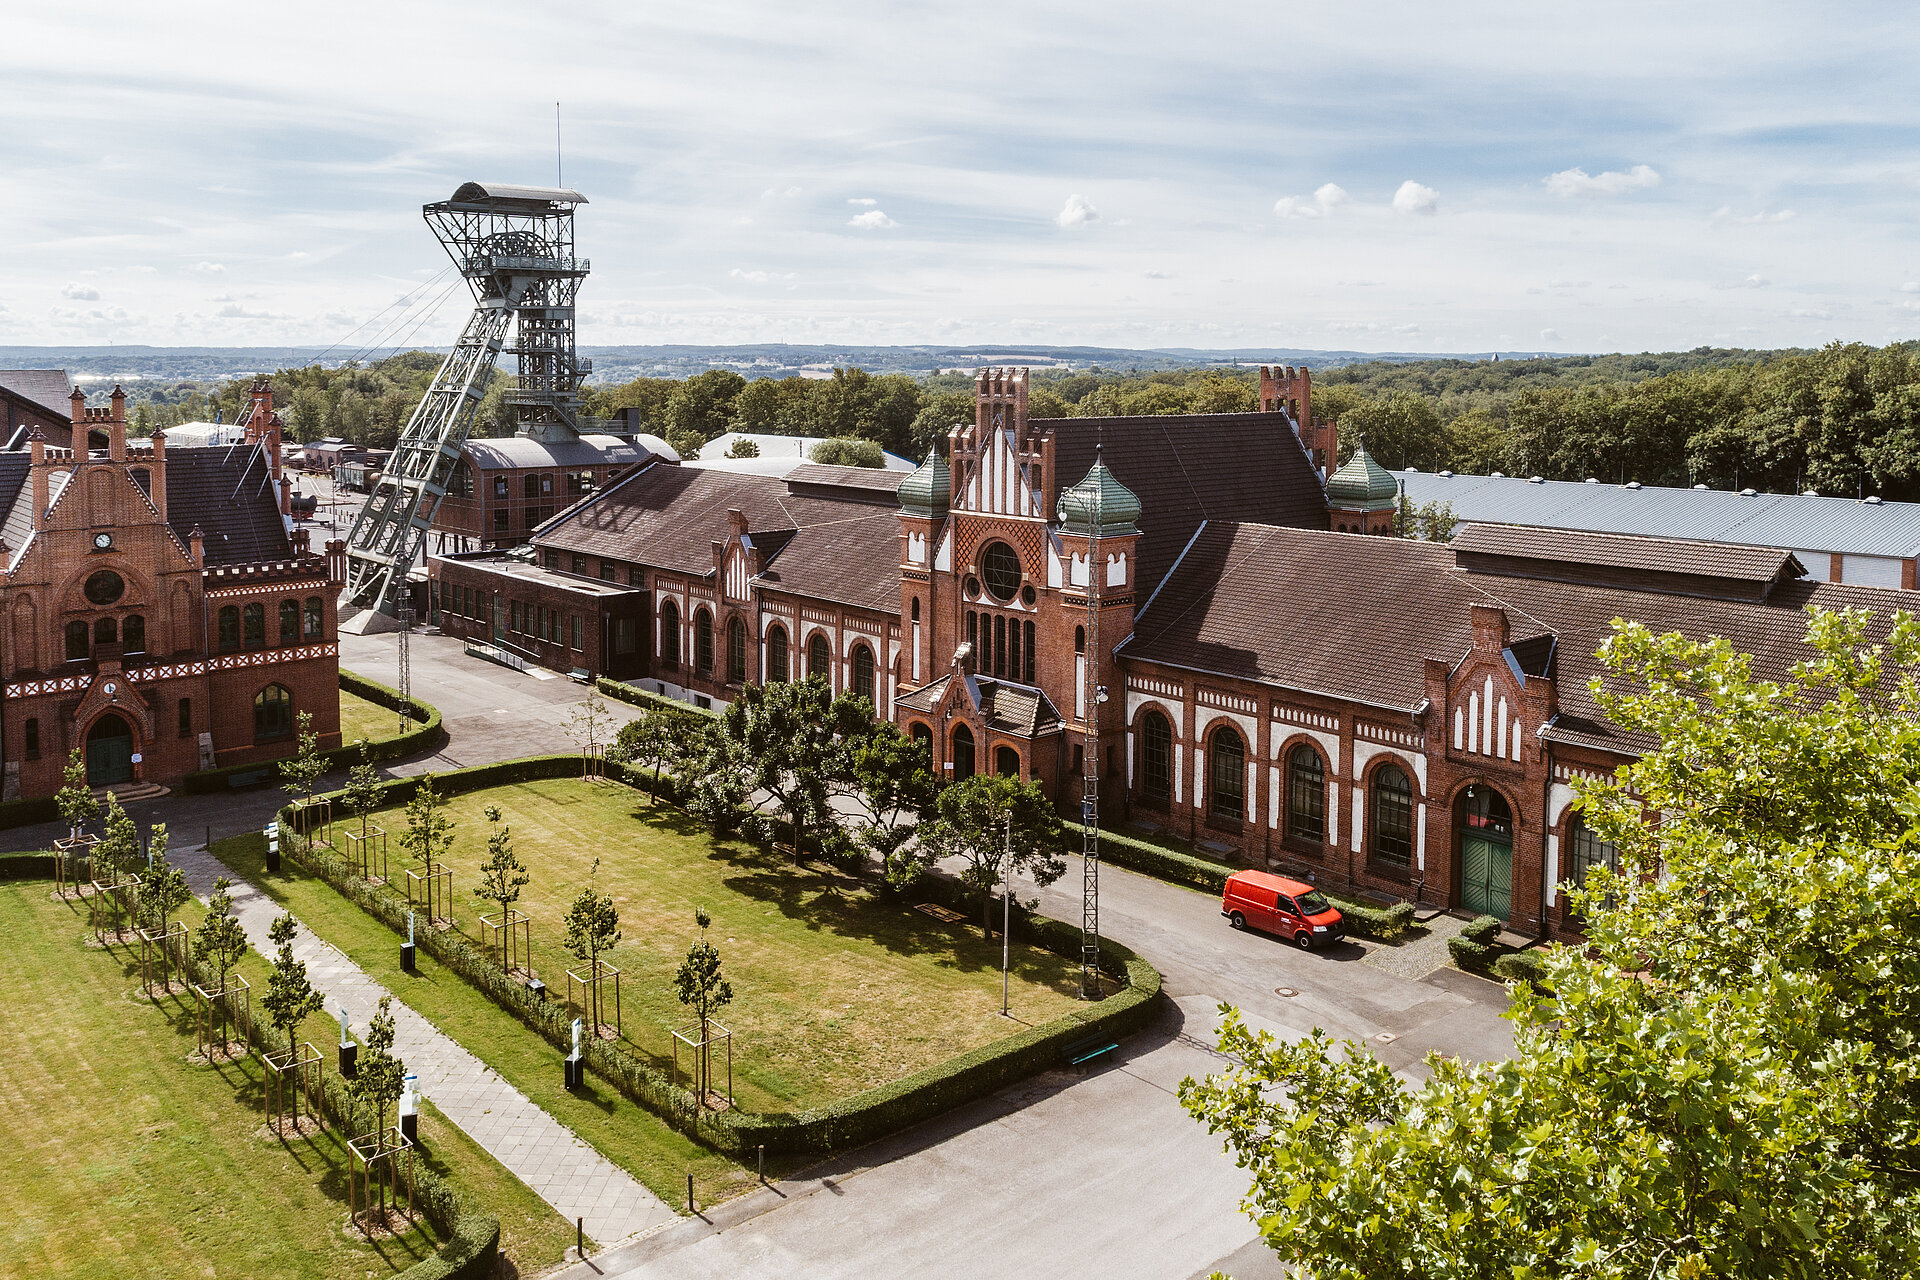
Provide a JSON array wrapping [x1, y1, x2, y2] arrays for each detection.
[[93, 532, 113, 550]]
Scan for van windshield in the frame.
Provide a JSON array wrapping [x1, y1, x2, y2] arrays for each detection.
[[1296, 891, 1333, 916]]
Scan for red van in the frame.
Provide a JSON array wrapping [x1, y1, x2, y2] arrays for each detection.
[[1222, 870, 1344, 949]]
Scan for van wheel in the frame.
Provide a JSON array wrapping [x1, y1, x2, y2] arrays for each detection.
[[1229, 912, 1246, 930], [1295, 932, 1314, 950]]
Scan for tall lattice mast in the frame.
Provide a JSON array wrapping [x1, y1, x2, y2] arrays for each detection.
[[342, 182, 589, 614], [1080, 442, 1104, 1001]]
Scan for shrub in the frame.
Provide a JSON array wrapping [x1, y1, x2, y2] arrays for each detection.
[[0, 795, 60, 833], [1492, 949, 1549, 987], [1460, 914, 1503, 945], [1447, 934, 1493, 971]]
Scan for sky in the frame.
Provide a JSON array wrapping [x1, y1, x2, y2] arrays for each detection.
[[5, 1, 1920, 356]]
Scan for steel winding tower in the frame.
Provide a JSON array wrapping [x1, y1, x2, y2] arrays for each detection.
[[342, 182, 590, 614]]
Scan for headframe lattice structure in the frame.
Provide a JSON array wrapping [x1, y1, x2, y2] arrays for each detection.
[[342, 181, 590, 613]]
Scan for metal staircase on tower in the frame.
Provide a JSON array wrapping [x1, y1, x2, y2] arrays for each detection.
[[341, 181, 590, 615]]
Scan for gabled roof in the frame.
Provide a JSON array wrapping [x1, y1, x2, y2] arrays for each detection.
[[1122, 521, 1911, 755], [1041, 411, 1327, 603], [0, 369, 73, 419], [162, 444, 290, 565], [895, 672, 1063, 738], [1451, 523, 1804, 600]]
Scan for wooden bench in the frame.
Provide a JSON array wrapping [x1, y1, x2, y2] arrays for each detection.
[[1063, 1033, 1119, 1069]]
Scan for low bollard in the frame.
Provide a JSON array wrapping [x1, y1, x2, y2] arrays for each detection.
[[687, 1173, 695, 1215]]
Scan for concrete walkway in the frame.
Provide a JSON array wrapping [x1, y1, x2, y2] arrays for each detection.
[[171, 838, 675, 1248]]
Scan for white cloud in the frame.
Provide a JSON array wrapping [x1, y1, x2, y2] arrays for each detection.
[[1274, 183, 1349, 219], [1901, 282, 1920, 293], [1713, 206, 1797, 225], [847, 197, 876, 206], [848, 209, 896, 229], [1392, 180, 1438, 216], [1057, 194, 1099, 228], [191, 261, 225, 273], [729, 268, 795, 284], [1544, 164, 1661, 197], [61, 282, 100, 300], [1789, 307, 1831, 319], [215, 303, 283, 319], [1541, 328, 1562, 342]]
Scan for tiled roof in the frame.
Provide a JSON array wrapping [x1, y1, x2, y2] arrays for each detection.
[[0, 452, 31, 554], [1040, 411, 1327, 602], [537, 461, 902, 614], [162, 444, 291, 565], [1123, 523, 1911, 755], [894, 672, 1063, 738], [784, 463, 908, 503], [0, 369, 73, 418], [1452, 523, 1802, 588]]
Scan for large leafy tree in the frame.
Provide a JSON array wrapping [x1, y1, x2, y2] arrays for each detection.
[[912, 774, 1066, 934], [1180, 605, 1920, 1279], [839, 721, 936, 886], [714, 679, 868, 859]]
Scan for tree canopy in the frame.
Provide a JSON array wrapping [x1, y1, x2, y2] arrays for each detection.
[[1180, 604, 1920, 1279]]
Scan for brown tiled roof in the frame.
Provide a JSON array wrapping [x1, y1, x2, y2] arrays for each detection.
[[0, 369, 73, 419], [894, 672, 1063, 738], [785, 463, 907, 501], [163, 444, 292, 565], [1038, 411, 1327, 602], [1124, 523, 1910, 755], [1453, 523, 1802, 592], [537, 461, 902, 615]]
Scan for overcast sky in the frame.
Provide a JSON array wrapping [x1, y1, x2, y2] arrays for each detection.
[[5, 1, 1919, 355]]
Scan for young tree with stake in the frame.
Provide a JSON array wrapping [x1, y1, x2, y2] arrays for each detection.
[[56, 747, 99, 839], [194, 877, 250, 1050], [398, 773, 453, 869], [278, 710, 326, 816], [674, 908, 734, 1105], [473, 804, 531, 971], [263, 912, 326, 1131], [564, 859, 621, 1036], [139, 824, 191, 990], [343, 739, 382, 840], [92, 794, 140, 937], [349, 996, 406, 1218]]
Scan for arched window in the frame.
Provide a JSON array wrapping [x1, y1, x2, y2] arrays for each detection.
[[243, 602, 265, 647], [94, 616, 117, 646], [217, 606, 240, 651], [1022, 620, 1035, 683], [995, 746, 1021, 778], [767, 625, 789, 682], [254, 684, 294, 742], [808, 632, 831, 682], [65, 620, 89, 660], [659, 599, 680, 667], [122, 614, 145, 655], [982, 541, 1021, 602], [1141, 711, 1172, 803], [993, 615, 1006, 677], [305, 597, 324, 639], [852, 644, 876, 702], [1208, 726, 1246, 822], [910, 722, 933, 758], [1568, 814, 1619, 891], [951, 724, 976, 782], [279, 599, 299, 643], [910, 597, 920, 622], [1286, 745, 1325, 843], [1370, 764, 1414, 868], [694, 609, 713, 675], [1075, 626, 1085, 653], [726, 616, 747, 684]]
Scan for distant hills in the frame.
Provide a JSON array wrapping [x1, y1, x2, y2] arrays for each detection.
[[0, 343, 1560, 385]]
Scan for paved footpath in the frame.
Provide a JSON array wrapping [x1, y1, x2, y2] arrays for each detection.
[[171, 838, 675, 1248]]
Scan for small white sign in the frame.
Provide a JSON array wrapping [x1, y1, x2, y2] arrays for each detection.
[[129, 753, 143, 764]]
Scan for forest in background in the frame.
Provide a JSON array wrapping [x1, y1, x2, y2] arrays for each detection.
[[118, 340, 1920, 501]]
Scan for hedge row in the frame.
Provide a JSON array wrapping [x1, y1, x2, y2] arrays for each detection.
[[45, 859, 497, 1279], [183, 670, 443, 794], [277, 755, 1159, 1156], [595, 677, 717, 728], [0, 795, 60, 833], [1067, 823, 1417, 941], [0, 851, 58, 879]]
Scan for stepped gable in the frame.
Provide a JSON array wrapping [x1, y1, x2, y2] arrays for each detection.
[[538, 460, 903, 613], [1039, 411, 1328, 602], [1124, 522, 1909, 755], [162, 443, 290, 565]]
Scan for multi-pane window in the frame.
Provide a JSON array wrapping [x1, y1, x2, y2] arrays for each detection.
[[177, 697, 192, 739], [1141, 712, 1172, 802], [727, 617, 747, 683], [1286, 745, 1325, 843], [254, 684, 293, 742], [659, 601, 680, 666], [808, 633, 830, 682], [217, 607, 240, 651], [767, 626, 789, 682], [123, 614, 145, 655], [852, 644, 875, 702], [24, 717, 40, 757], [242, 603, 266, 647], [280, 599, 300, 643], [572, 555, 588, 575], [570, 614, 582, 652], [1568, 816, 1620, 891], [1209, 727, 1246, 822], [951, 725, 976, 781], [1370, 765, 1414, 868], [694, 609, 714, 674], [494, 509, 509, 534], [306, 597, 324, 639]]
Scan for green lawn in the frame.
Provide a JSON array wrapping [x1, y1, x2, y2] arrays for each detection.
[[336, 684, 407, 747], [325, 777, 1083, 1109], [0, 882, 573, 1280]]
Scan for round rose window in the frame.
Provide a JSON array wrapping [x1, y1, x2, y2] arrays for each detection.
[[84, 570, 125, 606], [981, 541, 1021, 602]]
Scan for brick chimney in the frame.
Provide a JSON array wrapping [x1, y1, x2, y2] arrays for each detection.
[[28, 429, 47, 531], [1469, 602, 1510, 653], [108, 385, 127, 461], [149, 429, 168, 523], [188, 524, 205, 569]]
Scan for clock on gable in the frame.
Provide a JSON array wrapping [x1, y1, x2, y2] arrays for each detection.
[[92, 532, 113, 551]]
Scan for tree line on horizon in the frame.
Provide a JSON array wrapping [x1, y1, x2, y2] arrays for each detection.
[[113, 340, 1920, 500]]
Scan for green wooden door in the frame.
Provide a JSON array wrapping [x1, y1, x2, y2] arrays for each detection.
[[86, 729, 134, 786], [1461, 832, 1512, 920]]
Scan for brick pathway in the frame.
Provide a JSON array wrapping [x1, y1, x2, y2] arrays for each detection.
[[172, 840, 675, 1247]]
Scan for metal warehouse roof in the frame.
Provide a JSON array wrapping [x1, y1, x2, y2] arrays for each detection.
[[1400, 471, 1920, 559], [461, 434, 649, 471]]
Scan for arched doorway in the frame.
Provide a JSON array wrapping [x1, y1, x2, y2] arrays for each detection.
[[1457, 784, 1514, 919], [951, 724, 976, 782], [86, 713, 136, 787]]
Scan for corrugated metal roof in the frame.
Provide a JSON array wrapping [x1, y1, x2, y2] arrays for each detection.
[[1402, 471, 1920, 559], [444, 181, 586, 206], [461, 434, 647, 471]]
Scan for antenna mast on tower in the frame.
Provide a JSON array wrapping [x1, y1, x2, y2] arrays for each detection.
[[1080, 442, 1104, 1001]]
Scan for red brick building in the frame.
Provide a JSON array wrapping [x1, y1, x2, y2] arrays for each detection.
[[428, 367, 1909, 939], [430, 434, 653, 555], [1, 380, 344, 799]]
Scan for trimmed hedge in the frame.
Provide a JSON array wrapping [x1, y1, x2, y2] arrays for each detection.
[[29, 857, 498, 1279], [0, 851, 58, 880], [595, 677, 717, 729], [1447, 914, 1505, 972], [276, 755, 1160, 1156], [1492, 949, 1548, 986], [0, 795, 60, 833], [1069, 823, 1417, 941], [183, 670, 443, 793]]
